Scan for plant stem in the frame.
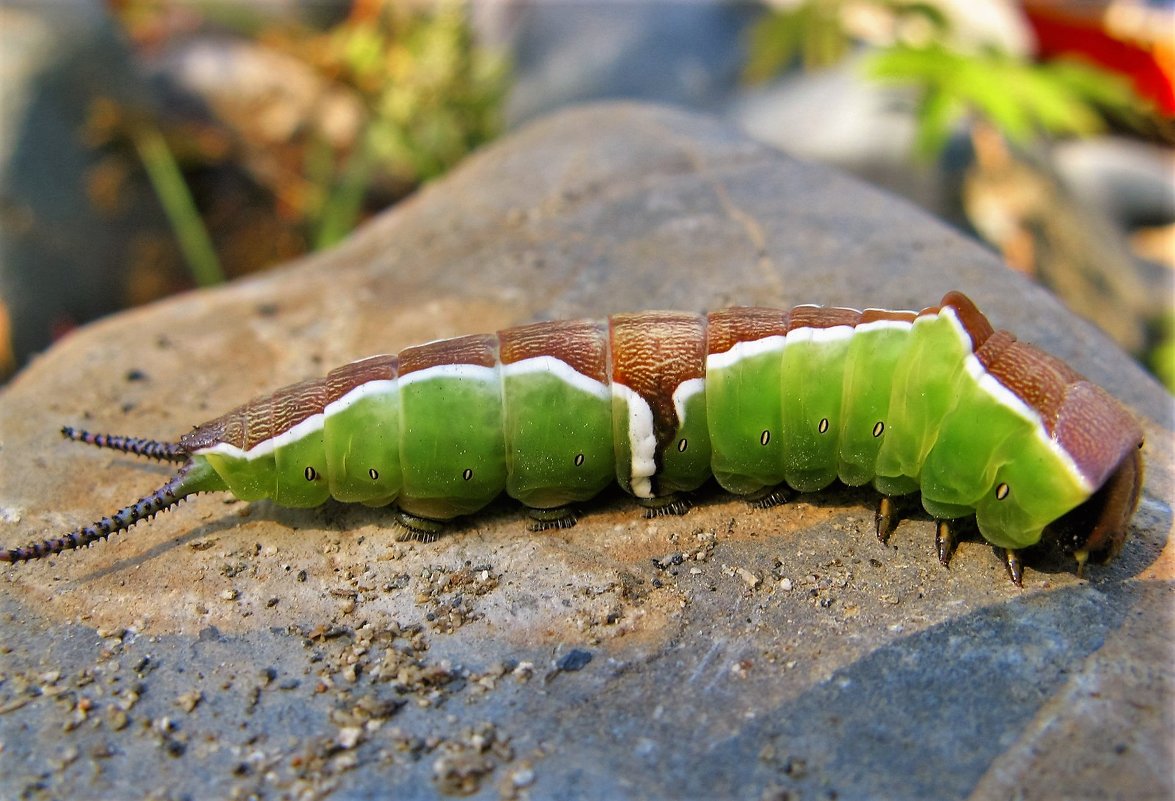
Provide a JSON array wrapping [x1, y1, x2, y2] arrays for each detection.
[[133, 123, 225, 287]]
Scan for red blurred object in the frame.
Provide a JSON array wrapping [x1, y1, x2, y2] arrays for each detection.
[[1022, 0, 1175, 114]]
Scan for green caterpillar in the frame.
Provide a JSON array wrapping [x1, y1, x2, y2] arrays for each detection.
[[4, 292, 1143, 585]]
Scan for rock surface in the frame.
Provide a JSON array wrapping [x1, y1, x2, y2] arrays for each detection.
[[0, 103, 1170, 801]]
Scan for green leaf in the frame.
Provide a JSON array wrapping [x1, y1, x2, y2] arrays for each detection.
[[913, 87, 963, 157], [865, 43, 1150, 156], [744, 10, 803, 82]]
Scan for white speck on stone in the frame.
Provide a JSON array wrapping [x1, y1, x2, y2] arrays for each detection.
[[337, 726, 363, 749], [512, 766, 536, 788], [736, 567, 761, 589]]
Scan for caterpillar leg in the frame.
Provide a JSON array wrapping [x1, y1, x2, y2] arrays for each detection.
[[395, 510, 446, 543], [743, 484, 793, 509], [874, 493, 916, 542], [636, 494, 692, 518], [1002, 548, 1024, 587], [525, 506, 578, 532], [935, 520, 958, 568]]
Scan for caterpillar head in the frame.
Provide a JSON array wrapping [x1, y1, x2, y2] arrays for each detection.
[[946, 290, 1147, 573], [1046, 378, 1145, 570], [1051, 443, 1144, 567]]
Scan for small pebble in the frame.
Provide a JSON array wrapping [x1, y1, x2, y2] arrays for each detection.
[[556, 649, 592, 672], [737, 568, 760, 589], [337, 726, 363, 749], [176, 691, 202, 713], [512, 767, 536, 788]]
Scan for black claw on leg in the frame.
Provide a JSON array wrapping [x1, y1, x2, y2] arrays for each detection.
[[875, 496, 897, 544], [1003, 548, 1024, 587], [935, 520, 957, 567]]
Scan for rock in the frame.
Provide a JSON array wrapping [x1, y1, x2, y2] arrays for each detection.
[[0, 1, 170, 369], [0, 103, 1170, 801], [1051, 136, 1175, 230], [727, 55, 947, 215], [490, 2, 759, 125]]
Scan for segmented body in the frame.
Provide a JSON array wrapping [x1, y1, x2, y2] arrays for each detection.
[[4, 293, 1144, 580]]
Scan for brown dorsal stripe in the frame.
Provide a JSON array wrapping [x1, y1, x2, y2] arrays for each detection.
[[787, 305, 862, 331], [973, 330, 1017, 371], [326, 355, 399, 404], [182, 377, 329, 452], [982, 338, 1083, 437], [180, 408, 242, 452], [247, 378, 328, 448], [940, 291, 995, 350], [1053, 381, 1144, 489], [499, 319, 608, 383], [706, 307, 790, 355], [859, 308, 918, 326], [398, 334, 498, 376], [610, 311, 707, 445]]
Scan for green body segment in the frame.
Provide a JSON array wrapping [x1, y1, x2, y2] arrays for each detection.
[[502, 364, 614, 508], [274, 426, 331, 507], [922, 367, 1089, 548], [323, 384, 402, 506], [836, 323, 914, 487], [201, 449, 278, 502], [873, 313, 972, 498], [396, 368, 507, 519], [190, 309, 1093, 551], [779, 330, 852, 492], [917, 371, 1025, 521], [656, 385, 712, 494], [705, 339, 787, 495], [974, 438, 1089, 548]]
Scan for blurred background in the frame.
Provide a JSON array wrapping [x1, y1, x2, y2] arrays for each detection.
[[0, 0, 1171, 388]]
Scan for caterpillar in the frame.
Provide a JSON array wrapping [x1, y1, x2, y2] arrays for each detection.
[[3, 292, 1143, 585]]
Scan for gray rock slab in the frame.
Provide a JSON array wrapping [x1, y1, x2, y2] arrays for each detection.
[[1, 103, 1171, 801]]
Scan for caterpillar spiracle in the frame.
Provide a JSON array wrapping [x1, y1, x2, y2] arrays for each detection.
[[4, 292, 1143, 585]]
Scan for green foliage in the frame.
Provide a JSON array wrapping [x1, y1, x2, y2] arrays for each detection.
[[310, 2, 510, 248], [744, 0, 1149, 158], [1150, 313, 1175, 393], [744, 0, 850, 77], [132, 123, 225, 287], [110, 0, 510, 279], [744, 0, 948, 78], [866, 45, 1139, 157]]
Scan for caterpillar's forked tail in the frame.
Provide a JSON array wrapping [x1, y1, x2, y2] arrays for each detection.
[[2, 460, 223, 563], [62, 426, 189, 463]]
